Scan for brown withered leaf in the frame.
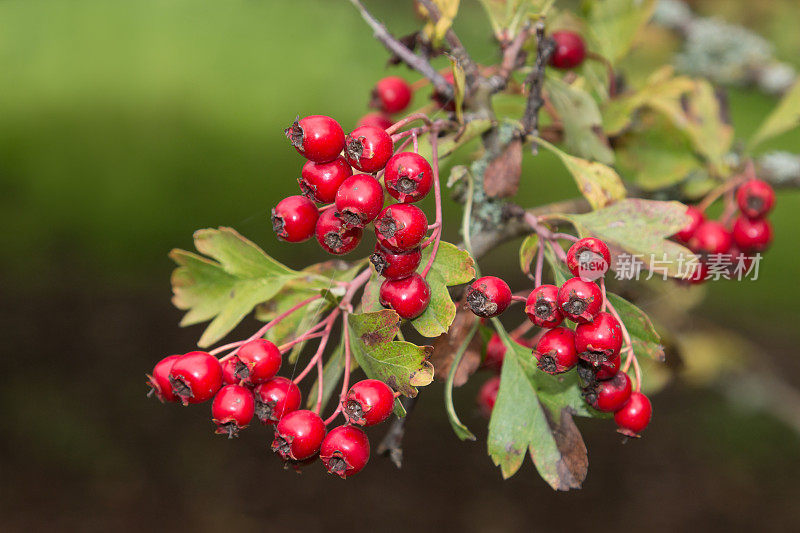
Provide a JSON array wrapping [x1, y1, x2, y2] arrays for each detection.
[[534, 408, 588, 491], [431, 308, 482, 386], [483, 138, 522, 198]]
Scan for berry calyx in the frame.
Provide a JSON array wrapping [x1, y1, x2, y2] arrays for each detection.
[[477, 375, 500, 418], [254, 377, 302, 424], [334, 174, 385, 227], [595, 351, 621, 380], [374, 203, 428, 252], [344, 126, 394, 173], [234, 339, 282, 385], [534, 327, 579, 374], [575, 312, 623, 363], [211, 384, 256, 438], [271, 409, 327, 461], [525, 284, 564, 328], [588, 372, 631, 413], [549, 31, 586, 69], [614, 392, 652, 437], [146, 354, 181, 403], [299, 156, 353, 204], [689, 220, 732, 257], [383, 152, 433, 203], [566, 238, 611, 280], [379, 273, 431, 319], [320, 425, 371, 479], [168, 351, 224, 405], [371, 76, 413, 114], [736, 179, 775, 219], [732, 215, 772, 253], [557, 277, 603, 323], [343, 379, 395, 427], [284, 115, 345, 163], [465, 276, 512, 318], [271, 195, 319, 243], [315, 208, 363, 255], [357, 113, 393, 130], [369, 244, 422, 280], [674, 205, 704, 244]]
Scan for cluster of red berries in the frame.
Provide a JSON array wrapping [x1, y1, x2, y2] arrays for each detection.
[[358, 76, 414, 131], [675, 178, 775, 283], [469, 238, 652, 438], [147, 339, 400, 478]]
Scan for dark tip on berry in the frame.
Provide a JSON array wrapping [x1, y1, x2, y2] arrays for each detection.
[[564, 293, 588, 316], [271, 211, 285, 237], [577, 360, 598, 386], [234, 360, 250, 380], [369, 252, 388, 275], [272, 434, 292, 459], [324, 231, 345, 253], [346, 137, 365, 161], [580, 350, 608, 366], [375, 215, 397, 238], [535, 298, 554, 319], [216, 422, 241, 439], [465, 287, 497, 318], [326, 455, 348, 476], [297, 178, 316, 198], [747, 195, 763, 213], [337, 210, 363, 229], [396, 175, 418, 194], [537, 354, 557, 374], [344, 399, 364, 423], [581, 384, 599, 406], [168, 375, 192, 403], [255, 398, 277, 423], [284, 117, 303, 149]]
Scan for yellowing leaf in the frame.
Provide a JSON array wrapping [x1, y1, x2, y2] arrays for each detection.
[[420, 0, 460, 46]]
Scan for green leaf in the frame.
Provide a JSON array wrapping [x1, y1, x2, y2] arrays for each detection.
[[450, 58, 467, 123], [444, 321, 479, 441], [478, 0, 544, 38], [545, 77, 614, 165], [519, 234, 539, 276], [605, 293, 664, 361], [420, 241, 476, 286], [536, 138, 626, 210], [586, 0, 657, 65], [347, 310, 434, 397], [749, 80, 800, 149], [679, 80, 733, 173], [306, 335, 347, 410], [543, 243, 571, 286], [170, 227, 301, 347]]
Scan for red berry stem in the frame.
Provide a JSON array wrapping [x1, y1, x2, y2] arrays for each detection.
[[534, 242, 545, 287], [603, 296, 641, 391], [599, 277, 608, 312], [292, 310, 340, 385], [510, 295, 527, 303], [421, 126, 443, 278], [385, 112, 433, 135], [277, 331, 327, 353], [412, 131, 419, 153], [323, 311, 354, 425], [697, 162, 753, 212]]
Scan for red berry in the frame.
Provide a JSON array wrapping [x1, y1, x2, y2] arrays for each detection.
[[614, 392, 652, 437], [383, 152, 433, 203], [374, 204, 428, 252], [591, 372, 632, 413], [343, 379, 395, 427], [146, 354, 181, 403], [595, 351, 621, 380], [379, 273, 431, 319], [736, 179, 775, 219], [234, 339, 282, 385], [465, 276, 512, 318], [284, 115, 345, 163], [254, 377, 302, 424], [334, 174, 385, 227], [566, 238, 611, 280], [477, 375, 501, 418], [271, 195, 319, 243], [211, 384, 255, 438], [315, 208, 363, 255], [357, 113, 393, 130], [344, 126, 394, 173], [168, 351, 223, 405], [299, 156, 353, 204], [320, 425, 371, 479], [674, 205, 704, 244], [271, 409, 326, 461], [575, 312, 623, 363], [221, 357, 238, 385], [369, 244, 422, 280], [525, 284, 564, 328], [558, 277, 603, 323], [732, 215, 772, 253], [534, 327, 579, 374], [371, 76, 413, 114], [549, 31, 586, 69], [689, 220, 732, 256]]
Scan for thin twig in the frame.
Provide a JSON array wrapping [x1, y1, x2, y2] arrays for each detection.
[[521, 22, 555, 152], [490, 21, 533, 91]]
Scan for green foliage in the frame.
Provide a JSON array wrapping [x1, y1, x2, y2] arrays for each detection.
[[606, 293, 665, 361], [518, 234, 539, 276], [749, 80, 800, 149], [585, 0, 657, 65]]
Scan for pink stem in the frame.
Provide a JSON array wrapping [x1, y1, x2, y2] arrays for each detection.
[[292, 310, 339, 385], [511, 295, 527, 303], [412, 131, 419, 153], [600, 278, 608, 312], [606, 297, 638, 389], [278, 331, 326, 353], [421, 127, 443, 278], [385, 112, 433, 135], [324, 312, 353, 426]]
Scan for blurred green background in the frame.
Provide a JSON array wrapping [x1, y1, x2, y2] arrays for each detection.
[[2, 0, 799, 531]]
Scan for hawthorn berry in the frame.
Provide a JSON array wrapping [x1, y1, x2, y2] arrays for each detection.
[[549, 31, 586, 69], [168, 351, 223, 405], [211, 384, 255, 438], [369, 244, 422, 280], [371, 76, 413, 114], [285, 115, 345, 163], [299, 156, 353, 204], [320, 425, 371, 479], [379, 273, 431, 319], [566, 238, 611, 280], [465, 276, 512, 318], [357, 113, 393, 130], [525, 284, 564, 328], [736, 179, 775, 219], [732, 215, 772, 253], [589, 372, 632, 413], [595, 351, 621, 380], [272, 409, 327, 461], [477, 375, 501, 418], [271, 195, 319, 243], [575, 312, 623, 363], [315, 208, 363, 255], [344, 126, 394, 173], [558, 277, 603, 323], [689, 220, 732, 256], [534, 327, 579, 374], [221, 357, 238, 385], [383, 152, 433, 203], [374, 203, 428, 252], [146, 354, 181, 403], [254, 377, 302, 424], [614, 392, 652, 437], [234, 339, 282, 385], [343, 379, 395, 426], [674, 205, 705, 244], [334, 174, 385, 227]]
